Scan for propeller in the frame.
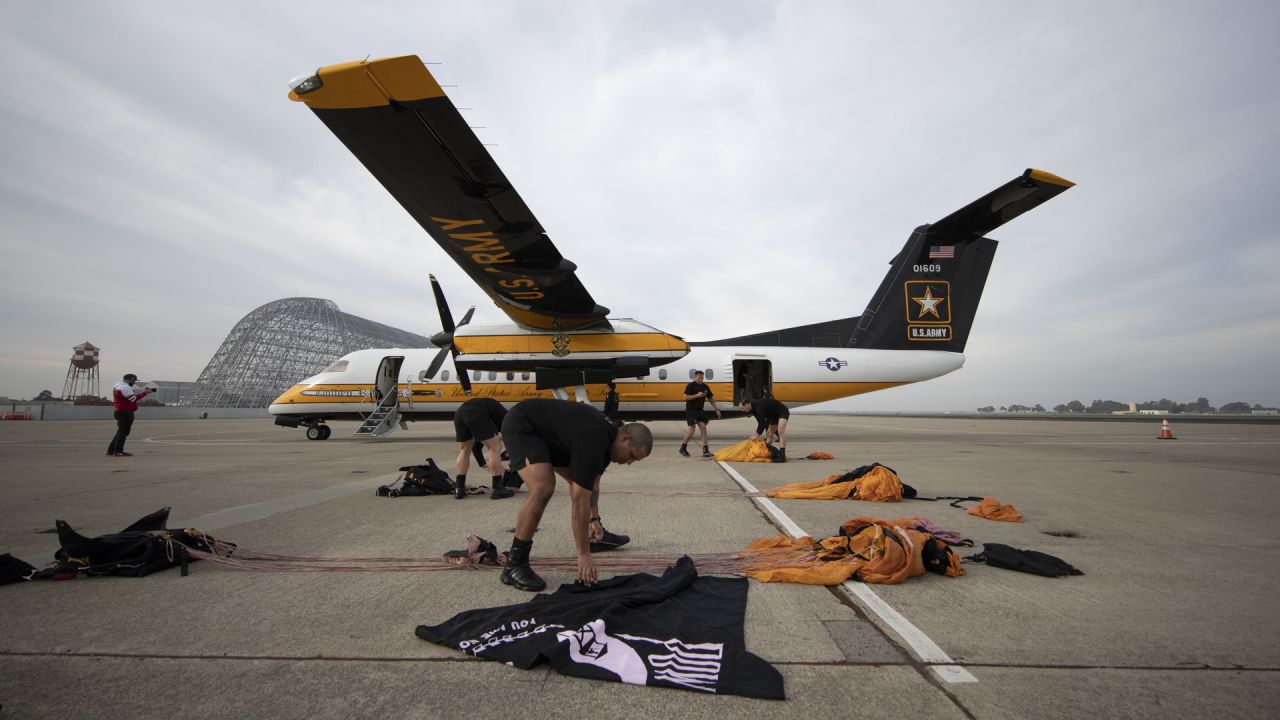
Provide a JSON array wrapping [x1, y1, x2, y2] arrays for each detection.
[[424, 274, 475, 394]]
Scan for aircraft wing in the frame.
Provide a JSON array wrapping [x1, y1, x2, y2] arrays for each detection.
[[289, 56, 609, 331]]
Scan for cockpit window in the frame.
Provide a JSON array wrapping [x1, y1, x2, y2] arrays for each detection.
[[323, 360, 349, 373]]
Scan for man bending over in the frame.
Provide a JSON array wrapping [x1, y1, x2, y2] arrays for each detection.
[[499, 398, 652, 591]]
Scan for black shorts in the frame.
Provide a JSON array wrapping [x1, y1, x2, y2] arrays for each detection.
[[500, 412, 551, 472], [684, 408, 713, 426], [454, 404, 499, 443]]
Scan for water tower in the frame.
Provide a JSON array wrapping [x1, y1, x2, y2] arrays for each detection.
[[61, 341, 100, 400]]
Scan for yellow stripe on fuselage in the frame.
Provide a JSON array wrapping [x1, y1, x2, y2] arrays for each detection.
[[273, 380, 910, 407]]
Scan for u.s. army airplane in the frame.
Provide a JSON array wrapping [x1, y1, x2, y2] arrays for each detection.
[[269, 55, 1073, 440]]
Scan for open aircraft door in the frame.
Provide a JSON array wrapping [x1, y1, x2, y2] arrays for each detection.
[[732, 356, 772, 404], [355, 356, 405, 437]]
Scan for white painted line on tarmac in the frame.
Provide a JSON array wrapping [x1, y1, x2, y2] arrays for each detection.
[[718, 461, 978, 685], [716, 465, 807, 539]]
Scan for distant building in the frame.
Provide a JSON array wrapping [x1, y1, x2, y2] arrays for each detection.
[[146, 380, 198, 406], [1138, 409, 1170, 416], [183, 298, 428, 408]]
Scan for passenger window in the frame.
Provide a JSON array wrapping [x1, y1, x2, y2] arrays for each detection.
[[488, 371, 497, 381], [442, 370, 450, 381], [521, 372, 530, 381], [473, 370, 482, 381], [506, 372, 515, 381], [705, 369, 714, 380], [689, 369, 697, 379], [658, 369, 667, 380]]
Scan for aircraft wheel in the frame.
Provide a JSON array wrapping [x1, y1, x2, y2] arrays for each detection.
[[318, 425, 332, 440], [306, 426, 324, 441]]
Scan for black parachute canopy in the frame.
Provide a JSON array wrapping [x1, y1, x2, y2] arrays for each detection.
[[416, 556, 784, 699]]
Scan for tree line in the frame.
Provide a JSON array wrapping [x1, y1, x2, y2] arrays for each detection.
[[976, 398, 1275, 414]]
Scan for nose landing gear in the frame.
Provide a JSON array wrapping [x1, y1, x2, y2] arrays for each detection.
[[305, 423, 332, 441]]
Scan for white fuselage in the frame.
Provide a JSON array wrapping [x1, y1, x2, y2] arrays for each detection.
[[268, 343, 964, 418]]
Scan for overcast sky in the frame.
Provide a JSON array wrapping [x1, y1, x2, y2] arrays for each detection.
[[2, 1, 1277, 411]]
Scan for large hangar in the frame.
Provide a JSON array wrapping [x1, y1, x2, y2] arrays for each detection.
[[184, 297, 428, 408]]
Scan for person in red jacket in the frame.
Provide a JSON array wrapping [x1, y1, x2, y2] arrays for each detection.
[[107, 373, 152, 457]]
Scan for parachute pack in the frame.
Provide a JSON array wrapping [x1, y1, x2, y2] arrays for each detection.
[[378, 458, 455, 497], [48, 507, 227, 578]]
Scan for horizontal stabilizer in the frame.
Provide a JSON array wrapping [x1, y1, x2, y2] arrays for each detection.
[[929, 168, 1074, 238]]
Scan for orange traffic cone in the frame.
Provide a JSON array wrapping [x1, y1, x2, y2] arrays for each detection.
[[1157, 419, 1176, 440]]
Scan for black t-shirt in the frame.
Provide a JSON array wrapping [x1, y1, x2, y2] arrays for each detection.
[[505, 398, 618, 489], [751, 397, 788, 434], [462, 396, 507, 425], [684, 381, 713, 412]]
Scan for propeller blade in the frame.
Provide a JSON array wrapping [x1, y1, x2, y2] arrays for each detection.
[[457, 306, 475, 327], [455, 351, 473, 395], [429, 274, 455, 334], [422, 347, 449, 381]]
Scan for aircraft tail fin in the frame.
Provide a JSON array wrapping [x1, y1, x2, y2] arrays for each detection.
[[848, 169, 1073, 352]]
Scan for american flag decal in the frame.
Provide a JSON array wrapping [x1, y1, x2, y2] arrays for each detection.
[[928, 245, 954, 259]]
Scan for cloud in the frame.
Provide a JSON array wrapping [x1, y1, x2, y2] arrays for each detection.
[[2, 1, 1278, 410]]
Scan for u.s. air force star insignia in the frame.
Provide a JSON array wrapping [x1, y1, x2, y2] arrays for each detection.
[[819, 357, 848, 372], [913, 286, 943, 318], [551, 333, 571, 357]]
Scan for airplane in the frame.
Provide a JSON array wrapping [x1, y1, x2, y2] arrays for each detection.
[[269, 54, 1073, 440]]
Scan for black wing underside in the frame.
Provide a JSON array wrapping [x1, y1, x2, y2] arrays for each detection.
[[290, 55, 608, 331]]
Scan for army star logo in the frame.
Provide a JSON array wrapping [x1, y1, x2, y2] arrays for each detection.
[[913, 287, 944, 319], [551, 333, 571, 357]]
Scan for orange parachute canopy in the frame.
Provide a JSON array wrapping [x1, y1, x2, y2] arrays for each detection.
[[739, 517, 964, 586], [966, 497, 1023, 522], [766, 464, 903, 501], [713, 438, 774, 463]]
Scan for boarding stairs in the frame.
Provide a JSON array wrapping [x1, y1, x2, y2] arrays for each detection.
[[354, 391, 400, 438]]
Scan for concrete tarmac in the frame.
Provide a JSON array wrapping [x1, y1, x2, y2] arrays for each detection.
[[2, 415, 1278, 719]]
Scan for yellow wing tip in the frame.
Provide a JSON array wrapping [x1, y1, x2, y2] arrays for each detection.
[[288, 54, 446, 109], [1026, 168, 1075, 188]]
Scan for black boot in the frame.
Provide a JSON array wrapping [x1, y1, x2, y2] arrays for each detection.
[[490, 475, 514, 499], [501, 541, 546, 591], [454, 475, 467, 499], [679, 444, 690, 457]]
